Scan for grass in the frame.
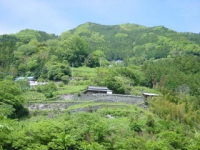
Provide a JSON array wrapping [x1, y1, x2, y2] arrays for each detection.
[[72, 66, 97, 77], [23, 91, 46, 101], [56, 67, 97, 95], [57, 85, 88, 95], [66, 101, 133, 111], [130, 86, 160, 96]]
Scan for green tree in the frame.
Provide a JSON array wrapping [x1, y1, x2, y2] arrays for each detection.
[[85, 50, 106, 68], [158, 131, 189, 149], [17, 44, 39, 56], [0, 115, 17, 149], [105, 75, 126, 94], [40, 61, 71, 81], [36, 81, 57, 98], [61, 75, 70, 84], [0, 80, 29, 118], [60, 35, 89, 67], [48, 63, 71, 81]]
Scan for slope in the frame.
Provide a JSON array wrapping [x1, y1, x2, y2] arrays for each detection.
[[61, 22, 200, 63]]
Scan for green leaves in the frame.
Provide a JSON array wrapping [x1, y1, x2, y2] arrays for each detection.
[[40, 61, 71, 81], [0, 104, 200, 149], [36, 81, 57, 98], [59, 35, 89, 67], [17, 44, 39, 56], [0, 80, 29, 119], [143, 56, 200, 97], [0, 103, 15, 116], [105, 75, 126, 94], [85, 50, 106, 68]]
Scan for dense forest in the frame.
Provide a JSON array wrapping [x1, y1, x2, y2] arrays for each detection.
[[1, 22, 200, 149]]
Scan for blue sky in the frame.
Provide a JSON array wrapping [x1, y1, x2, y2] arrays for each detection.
[[0, 0, 200, 35]]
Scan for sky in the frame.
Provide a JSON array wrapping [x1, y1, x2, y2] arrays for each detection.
[[0, 0, 200, 35]]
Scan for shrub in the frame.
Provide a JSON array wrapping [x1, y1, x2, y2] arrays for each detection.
[[58, 82, 65, 87], [36, 81, 57, 98], [61, 75, 70, 84]]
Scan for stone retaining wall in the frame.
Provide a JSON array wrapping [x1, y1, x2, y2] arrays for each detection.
[[27, 94, 144, 111], [72, 94, 144, 104], [27, 101, 85, 111]]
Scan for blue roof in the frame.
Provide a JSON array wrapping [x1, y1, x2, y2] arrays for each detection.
[[15, 76, 36, 81], [15, 77, 25, 81]]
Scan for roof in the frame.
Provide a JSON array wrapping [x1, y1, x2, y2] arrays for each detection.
[[143, 93, 159, 96], [15, 76, 36, 81], [115, 60, 123, 63], [87, 86, 112, 92], [15, 77, 25, 81]]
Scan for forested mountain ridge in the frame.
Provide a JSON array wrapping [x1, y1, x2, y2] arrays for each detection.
[[61, 22, 200, 62], [0, 22, 200, 64], [0, 29, 59, 79], [0, 22, 200, 89]]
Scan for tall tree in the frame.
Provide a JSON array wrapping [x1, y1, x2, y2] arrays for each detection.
[[60, 35, 89, 67], [0, 80, 28, 118]]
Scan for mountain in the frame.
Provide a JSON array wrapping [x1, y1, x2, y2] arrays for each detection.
[[60, 22, 200, 62], [0, 22, 200, 78]]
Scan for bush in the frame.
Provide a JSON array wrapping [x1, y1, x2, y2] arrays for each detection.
[[61, 75, 70, 84], [36, 81, 57, 98], [0, 80, 29, 119], [58, 82, 65, 87]]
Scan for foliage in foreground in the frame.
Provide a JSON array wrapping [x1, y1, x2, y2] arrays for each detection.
[[0, 80, 29, 118], [1, 103, 200, 150]]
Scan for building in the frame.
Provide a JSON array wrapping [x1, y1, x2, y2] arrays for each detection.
[[143, 92, 159, 99], [15, 76, 36, 81], [83, 86, 112, 94]]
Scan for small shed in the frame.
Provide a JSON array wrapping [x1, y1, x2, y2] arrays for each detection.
[[84, 86, 112, 94], [143, 93, 159, 99]]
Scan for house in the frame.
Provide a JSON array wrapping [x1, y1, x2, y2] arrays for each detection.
[[83, 86, 112, 94]]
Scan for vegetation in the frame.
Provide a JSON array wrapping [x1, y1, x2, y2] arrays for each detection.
[[0, 80, 29, 118], [1, 104, 200, 149], [1, 22, 200, 149]]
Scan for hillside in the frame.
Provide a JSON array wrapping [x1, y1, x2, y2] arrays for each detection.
[[61, 22, 200, 62], [0, 22, 200, 95], [1, 23, 200, 149], [1, 22, 200, 77]]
